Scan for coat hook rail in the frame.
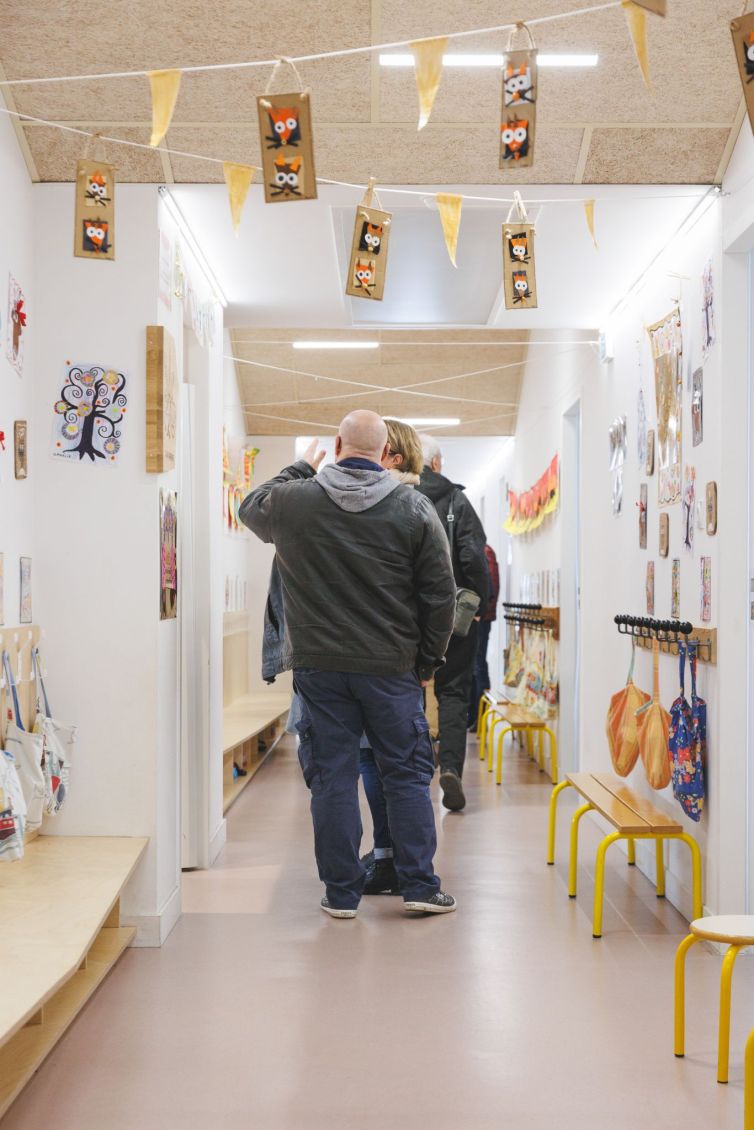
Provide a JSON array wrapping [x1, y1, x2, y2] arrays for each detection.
[[613, 614, 717, 664]]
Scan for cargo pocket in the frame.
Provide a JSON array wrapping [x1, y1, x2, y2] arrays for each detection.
[[294, 720, 318, 789], [412, 715, 435, 785]]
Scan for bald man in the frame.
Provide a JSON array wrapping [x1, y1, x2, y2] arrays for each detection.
[[241, 410, 457, 918]]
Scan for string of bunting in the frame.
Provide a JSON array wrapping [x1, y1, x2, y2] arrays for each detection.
[[504, 455, 560, 535]]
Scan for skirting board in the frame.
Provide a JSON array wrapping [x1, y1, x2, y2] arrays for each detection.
[[123, 883, 181, 948], [209, 819, 227, 866]]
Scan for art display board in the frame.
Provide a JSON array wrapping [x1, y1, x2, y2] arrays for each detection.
[[146, 325, 178, 472], [73, 158, 115, 260]]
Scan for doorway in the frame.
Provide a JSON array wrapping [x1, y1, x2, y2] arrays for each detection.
[[559, 400, 582, 775]]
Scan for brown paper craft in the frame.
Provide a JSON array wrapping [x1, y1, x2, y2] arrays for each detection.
[[731, 13, 754, 136], [148, 69, 182, 147], [223, 162, 255, 233], [500, 27, 537, 170], [436, 193, 463, 267], [502, 194, 537, 310], [257, 61, 317, 204], [345, 180, 392, 301], [74, 151, 116, 261], [410, 37, 448, 130], [622, 1, 652, 90]]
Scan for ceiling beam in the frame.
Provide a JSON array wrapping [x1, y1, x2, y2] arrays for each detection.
[[0, 60, 40, 182], [573, 126, 593, 184], [714, 97, 746, 184]]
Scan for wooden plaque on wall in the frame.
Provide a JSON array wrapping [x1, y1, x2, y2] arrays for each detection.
[[146, 325, 178, 473]]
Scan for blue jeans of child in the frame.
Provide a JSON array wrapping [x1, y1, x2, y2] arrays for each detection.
[[293, 668, 440, 909]]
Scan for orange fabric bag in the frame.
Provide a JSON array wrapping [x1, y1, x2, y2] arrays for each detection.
[[636, 638, 672, 790], [606, 641, 650, 777]]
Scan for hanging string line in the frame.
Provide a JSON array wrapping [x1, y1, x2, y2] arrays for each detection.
[[229, 338, 600, 346], [0, 2, 623, 86]]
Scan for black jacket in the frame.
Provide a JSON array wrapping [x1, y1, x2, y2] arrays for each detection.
[[240, 460, 456, 680], [417, 468, 490, 605]]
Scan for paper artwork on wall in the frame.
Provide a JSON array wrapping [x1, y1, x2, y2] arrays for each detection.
[[504, 454, 558, 535], [612, 466, 624, 517], [609, 415, 627, 470], [345, 194, 392, 302], [671, 558, 680, 619], [6, 275, 26, 376], [692, 367, 703, 447], [502, 222, 537, 310], [646, 561, 655, 616], [646, 429, 655, 476], [637, 390, 647, 466], [639, 483, 647, 548], [730, 13, 754, 139], [146, 326, 178, 473], [19, 557, 31, 624], [700, 556, 711, 623], [648, 308, 683, 506], [706, 481, 718, 535], [52, 362, 128, 465], [158, 229, 174, 310], [74, 158, 115, 260], [500, 47, 537, 169], [0, 554, 4, 625], [14, 421, 27, 480], [682, 466, 695, 554], [160, 489, 178, 621], [701, 260, 715, 356], [659, 511, 669, 558], [256, 91, 317, 204]]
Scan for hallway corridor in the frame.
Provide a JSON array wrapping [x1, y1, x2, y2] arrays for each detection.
[[3, 736, 752, 1130]]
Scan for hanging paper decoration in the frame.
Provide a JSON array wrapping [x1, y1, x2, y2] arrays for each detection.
[[500, 26, 537, 169], [148, 69, 182, 147], [502, 193, 537, 310], [345, 179, 392, 302], [6, 275, 26, 376], [731, 13, 754, 138], [436, 193, 463, 267], [257, 60, 317, 203], [410, 37, 447, 130], [632, 0, 666, 12], [74, 138, 116, 261], [222, 162, 255, 233], [584, 199, 598, 249], [622, 2, 652, 90], [648, 307, 683, 506], [52, 362, 128, 465], [504, 455, 559, 536]]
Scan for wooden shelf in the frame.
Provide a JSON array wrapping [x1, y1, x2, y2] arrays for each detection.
[[222, 692, 291, 814]]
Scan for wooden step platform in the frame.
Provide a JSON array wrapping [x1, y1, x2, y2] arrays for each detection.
[[0, 835, 147, 1117], [223, 692, 291, 813]]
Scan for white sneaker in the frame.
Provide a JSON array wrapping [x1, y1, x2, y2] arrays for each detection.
[[321, 897, 358, 919], [403, 892, 457, 914]]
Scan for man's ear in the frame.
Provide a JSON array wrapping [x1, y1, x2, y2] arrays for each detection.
[[335, 435, 342, 458], [431, 455, 442, 473]]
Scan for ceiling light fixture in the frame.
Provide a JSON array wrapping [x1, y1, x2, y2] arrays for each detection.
[[396, 418, 461, 427], [379, 53, 598, 68], [292, 340, 380, 350]]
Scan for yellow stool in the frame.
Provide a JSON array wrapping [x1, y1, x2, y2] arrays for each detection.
[[745, 1027, 754, 1129], [674, 915, 754, 1084]]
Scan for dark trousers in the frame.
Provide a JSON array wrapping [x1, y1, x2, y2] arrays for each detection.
[[469, 619, 493, 727], [359, 748, 391, 850], [293, 669, 440, 909], [434, 621, 478, 778]]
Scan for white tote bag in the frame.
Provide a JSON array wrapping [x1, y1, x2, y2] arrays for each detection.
[[2, 651, 45, 834], [0, 748, 27, 861], [32, 648, 76, 815]]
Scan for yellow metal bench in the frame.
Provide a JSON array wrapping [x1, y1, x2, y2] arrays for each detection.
[[547, 772, 702, 938], [476, 691, 558, 784]]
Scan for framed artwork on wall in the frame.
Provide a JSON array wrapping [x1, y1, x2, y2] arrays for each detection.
[[646, 429, 655, 476]]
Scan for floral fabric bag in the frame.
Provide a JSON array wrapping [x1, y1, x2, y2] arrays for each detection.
[[669, 643, 706, 821]]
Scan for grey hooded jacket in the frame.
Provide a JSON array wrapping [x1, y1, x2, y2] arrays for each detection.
[[240, 459, 456, 679]]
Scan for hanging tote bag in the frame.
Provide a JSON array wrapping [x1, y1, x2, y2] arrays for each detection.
[[520, 631, 545, 714], [0, 749, 26, 861], [606, 641, 650, 777], [544, 630, 559, 720], [669, 643, 706, 822], [31, 648, 76, 815], [636, 638, 672, 790], [2, 650, 45, 834], [503, 629, 525, 688]]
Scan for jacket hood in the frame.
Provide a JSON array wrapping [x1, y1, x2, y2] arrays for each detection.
[[316, 463, 401, 513], [419, 466, 465, 503]]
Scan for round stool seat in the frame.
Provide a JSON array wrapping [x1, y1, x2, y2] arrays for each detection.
[[690, 916, 754, 946]]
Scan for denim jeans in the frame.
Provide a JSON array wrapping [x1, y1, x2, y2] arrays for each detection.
[[469, 619, 492, 727], [293, 668, 440, 908], [359, 747, 391, 851]]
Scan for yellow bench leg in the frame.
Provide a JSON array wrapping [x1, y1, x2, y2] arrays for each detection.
[[745, 1027, 754, 1129], [537, 729, 544, 771], [475, 695, 487, 740], [543, 726, 558, 784], [495, 726, 513, 785], [677, 833, 703, 920], [718, 945, 743, 1084], [568, 803, 594, 898], [547, 780, 573, 865], [487, 714, 507, 771], [592, 831, 622, 938], [655, 839, 665, 897], [674, 933, 700, 1056], [525, 729, 534, 760], [627, 837, 636, 866], [479, 704, 493, 758], [483, 713, 501, 768]]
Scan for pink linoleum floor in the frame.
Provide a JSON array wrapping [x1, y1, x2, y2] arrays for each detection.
[[3, 734, 752, 1130]]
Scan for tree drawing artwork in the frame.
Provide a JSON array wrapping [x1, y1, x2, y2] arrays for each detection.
[[53, 363, 128, 463]]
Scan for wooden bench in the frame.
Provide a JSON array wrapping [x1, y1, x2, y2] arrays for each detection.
[[0, 835, 147, 1117], [476, 691, 558, 784], [547, 772, 702, 938], [223, 692, 291, 813]]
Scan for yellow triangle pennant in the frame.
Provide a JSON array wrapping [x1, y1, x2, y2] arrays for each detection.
[[223, 162, 255, 234], [622, 1, 652, 90], [436, 192, 463, 267], [410, 37, 448, 130], [584, 199, 598, 249], [148, 69, 182, 147]]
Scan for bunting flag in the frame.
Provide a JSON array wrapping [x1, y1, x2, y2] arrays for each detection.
[[504, 456, 559, 535], [223, 162, 255, 233], [436, 193, 463, 267], [584, 199, 598, 249], [730, 13, 754, 136], [410, 37, 448, 130], [622, 2, 651, 90], [148, 69, 182, 147]]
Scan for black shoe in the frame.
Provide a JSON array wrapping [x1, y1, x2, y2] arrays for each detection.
[[363, 858, 401, 896], [360, 850, 375, 868], [321, 897, 358, 919], [404, 891, 457, 914], [439, 769, 466, 811]]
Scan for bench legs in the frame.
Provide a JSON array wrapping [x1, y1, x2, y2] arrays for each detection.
[[547, 780, 573, 864], [495, 726, 514, 785], [674, 933, 700, 1056], [655, 839, 665, 897], [746, 1028, 754, 1129], [569, 803, 594, 897]]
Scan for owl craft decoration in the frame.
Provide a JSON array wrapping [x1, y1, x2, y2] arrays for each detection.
[[257, 91, 318, 202], [502, 222, 537, 310], [346, 203, 392, 302], [74, 158, 116, 260], [500, 48, 537, 169], [731, 13, 754, 137]]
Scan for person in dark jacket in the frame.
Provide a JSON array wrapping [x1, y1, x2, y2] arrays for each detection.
[[417, 435, 490, 813], [468, 544, 501, 727], [240, 411, 457, 918]]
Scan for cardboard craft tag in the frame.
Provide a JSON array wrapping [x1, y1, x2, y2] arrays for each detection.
[[659, 511, 669, 557], [500, 50, 537, 169], [646, 428, 655, 475], [256, 92, 318, 203], [14, 420, 27, 480], [345, 206, 392, 301], [732, 14, 754, 136], [705, 481, 718, 535], [74, 159, 116, 260], [502, 222, 537, 310]]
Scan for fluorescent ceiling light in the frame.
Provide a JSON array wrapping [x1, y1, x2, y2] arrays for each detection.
[[397, 418, 461, 427], [379, 53, 598, 68], [292, 340, 380, 350]]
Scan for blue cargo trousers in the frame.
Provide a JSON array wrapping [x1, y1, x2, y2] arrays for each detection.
[[293, 668, 441, 909]]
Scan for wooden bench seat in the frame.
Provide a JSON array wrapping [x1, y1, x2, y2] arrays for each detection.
[[476, 691, 558, 784], [547, 772, 701, 938], [0, 835, 147, 1117], [223, 692, 291, 813]]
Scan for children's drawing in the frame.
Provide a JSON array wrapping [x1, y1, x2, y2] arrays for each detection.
[[701, 261, 715, 356], [6, 275, 26, 376], [269, 156, 303, 199], [648, 309, 683, 506], [19, 557, 31, 624], [346, 200, 392, 302], [358, 222, 384, 255], [75, 158, 116, 260], [81, 220, 110, 255], [52, 362, 128, 465], [646, 561, 655, 616], [256, 88, 317, 203], [507, 231, 531, 264], [264, 106, 301, 149], [500, 47, 537, 169], [160, 489, 178, 620], [682, 466, 696, 554], [501, 118, 530, 162], [671, 558, 680, 619], [692, 367, 703, 446], [504, 60, 535, 105], [700, 557, 711, 623]]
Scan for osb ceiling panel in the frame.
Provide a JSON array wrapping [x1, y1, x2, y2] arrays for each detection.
[[0, 0, 745, 185], [22, 125, 164, 182], [230, 328, 530, 436]]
